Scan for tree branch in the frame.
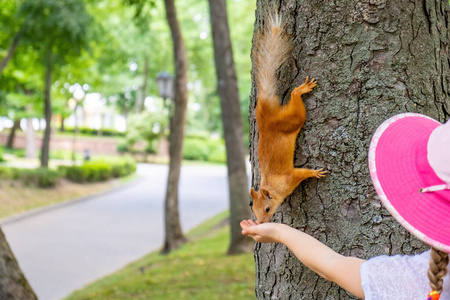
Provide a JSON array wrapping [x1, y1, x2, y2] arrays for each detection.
[[0, 28, 23, 78]]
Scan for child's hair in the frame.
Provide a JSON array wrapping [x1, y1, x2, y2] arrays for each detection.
[[428, 247, 449, 294]]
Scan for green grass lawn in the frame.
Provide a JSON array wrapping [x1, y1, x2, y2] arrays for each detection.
[[65, 211, 255, 300]]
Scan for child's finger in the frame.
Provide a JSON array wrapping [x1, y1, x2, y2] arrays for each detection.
[[248, 219, 258, 226], [242, 230, 258, 240], [240, 220, 250, 229]]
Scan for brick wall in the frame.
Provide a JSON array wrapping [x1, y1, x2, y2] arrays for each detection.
[[0, 132, 118, 155]]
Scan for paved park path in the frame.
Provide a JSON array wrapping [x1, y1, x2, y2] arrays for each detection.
[[2, 163, 234, 300]]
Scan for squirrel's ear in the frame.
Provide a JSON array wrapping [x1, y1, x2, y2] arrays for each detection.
[[250, 188, 257, 199], [260, 188, 272, 199]]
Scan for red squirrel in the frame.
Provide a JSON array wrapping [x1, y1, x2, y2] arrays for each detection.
[[250, 14, 327, 223]]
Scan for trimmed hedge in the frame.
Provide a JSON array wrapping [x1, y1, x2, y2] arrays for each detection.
[[63, 158, 136, 183], [0, 167, 62, 188], [63, 127, 125, 137], [182, 137, 226, 164], [0, 157, 136, 187]]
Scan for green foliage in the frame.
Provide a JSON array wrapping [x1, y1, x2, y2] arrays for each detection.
[[0, 155, 135, 186], [208, 144, 227, 164], [19, 167, 62, 187], [116, 139, 129, 153], [0, 166, 61, 187], [0, 146, 81, 160], [64, 157, 136, 182], [183, 138, 210, 161], [124, 111, 168, 152], [63, 127, 125, 137], [0, 166, 14, 179], [0, 146, 26, 158], [111, 158, 136, 177], [19, 0, 93, 65], [183, 136, 226, 163], [46, 149, 94, 161], [0, 0, 255, 159], [65, 211, 255, 300]]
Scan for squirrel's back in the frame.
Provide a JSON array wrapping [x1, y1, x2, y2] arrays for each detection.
[[253, 13, 291, 102]]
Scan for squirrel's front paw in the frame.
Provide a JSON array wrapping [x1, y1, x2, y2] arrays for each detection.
[[313, 168, 328, 178]]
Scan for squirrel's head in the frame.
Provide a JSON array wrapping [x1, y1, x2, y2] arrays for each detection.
[[250, 188, 280, 223]]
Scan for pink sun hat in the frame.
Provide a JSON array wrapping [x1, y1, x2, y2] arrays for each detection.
[[369, 113, 450, 253]]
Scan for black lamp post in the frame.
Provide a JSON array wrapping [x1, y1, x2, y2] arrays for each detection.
[[155, 71, 174, 108]]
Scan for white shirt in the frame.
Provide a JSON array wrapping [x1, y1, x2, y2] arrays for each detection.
[[361, 250, 450, 300]]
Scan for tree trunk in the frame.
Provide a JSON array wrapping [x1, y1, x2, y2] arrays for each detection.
[[6, 119, 21, 149], [25, 117, 36, 159], [25, 105, 36, 159], [250, 1, 449, 299], [161, 0, 188, 254], [0, 227, 37, 300], [60, 116, 65, 132], [136, 54, 150, 114], [0, 29, 22, 79], [208, 0, 253, 255], [41, 58, 53, 168]]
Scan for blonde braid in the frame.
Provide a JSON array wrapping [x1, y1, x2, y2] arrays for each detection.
[[428, 247, 449, 294]]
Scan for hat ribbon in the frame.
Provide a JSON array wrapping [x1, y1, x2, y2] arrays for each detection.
[[420, 184, 450, 194]]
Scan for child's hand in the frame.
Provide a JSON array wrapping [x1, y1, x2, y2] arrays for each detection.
[[240, 219, 283, 243]]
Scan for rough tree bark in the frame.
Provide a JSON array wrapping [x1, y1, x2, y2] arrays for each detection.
[[41, 54, 53, 168], [208, 0, 253, 255], [6, 119, 21, 149], [249, 1, 449, 299], [161, 0, 188, 254], [0, 227, 37, 300]]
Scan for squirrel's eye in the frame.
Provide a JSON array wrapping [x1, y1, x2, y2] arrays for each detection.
[[265, 206, 270, 213]]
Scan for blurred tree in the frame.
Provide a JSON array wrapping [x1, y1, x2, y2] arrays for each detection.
[[18, 0, 93, 167], [125, 110, 168, 152], [227, 0, 255, 147], [114, 90, 137, 122], [6, 119, 21, 148], [207, 0, 252, 254], [1, 0, 255, 147], [0, 40, 43, 154], [0, 0, 23, 78], [0, 28, 22, 79], [161, 0, 189, 254], [0, 227, 37, 300], [177, 0, 219, 135]]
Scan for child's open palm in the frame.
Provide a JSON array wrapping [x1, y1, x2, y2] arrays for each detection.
[[240, 219, 282, 243]]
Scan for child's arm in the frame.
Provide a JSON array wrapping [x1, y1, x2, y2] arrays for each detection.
[[240, 220, 365, 299]]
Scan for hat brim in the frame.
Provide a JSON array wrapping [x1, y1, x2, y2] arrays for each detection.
[[369, 113, 450, 253]]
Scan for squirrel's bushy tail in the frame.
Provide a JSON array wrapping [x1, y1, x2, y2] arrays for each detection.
[[253, 13, 291, 101]]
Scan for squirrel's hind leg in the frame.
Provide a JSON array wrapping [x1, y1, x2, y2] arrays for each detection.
[[292, 77, 317, 97], [276, 77, 317, 129]]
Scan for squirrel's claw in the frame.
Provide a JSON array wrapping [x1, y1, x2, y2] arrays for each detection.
[[304, 77, 317, 89], [294, 77, 317, 96], [314, 168, 328, 178]]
